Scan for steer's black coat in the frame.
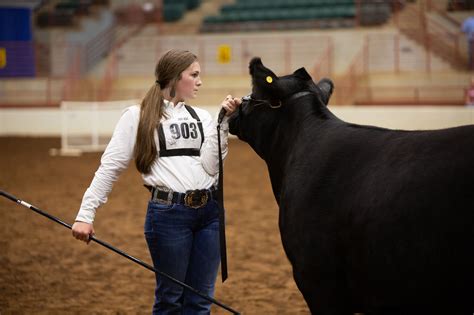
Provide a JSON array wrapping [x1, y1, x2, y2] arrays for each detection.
[[229, 58, 474, 314]]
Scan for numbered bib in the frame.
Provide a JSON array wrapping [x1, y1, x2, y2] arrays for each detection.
[[158, 105, 205, 157]]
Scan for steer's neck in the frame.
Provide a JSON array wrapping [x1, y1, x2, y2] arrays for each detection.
[[262, 97, 334, 203]]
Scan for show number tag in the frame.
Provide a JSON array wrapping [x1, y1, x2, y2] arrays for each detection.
[[162, 117, 202, 150]]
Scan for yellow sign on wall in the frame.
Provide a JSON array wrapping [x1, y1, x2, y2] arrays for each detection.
[[217, 44, 231, 64], [0, 48, 6, 69]]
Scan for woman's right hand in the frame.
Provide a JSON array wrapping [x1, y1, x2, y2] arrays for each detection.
[[220, 95, 241, 116], [72, 221, 95, 244]]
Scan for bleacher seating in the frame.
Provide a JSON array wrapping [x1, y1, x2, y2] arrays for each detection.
[[55, 0, 91, 16], [35, 0, 109, 28], [220, 0, 354, 12], [201, 0, 395, 32], [162, 0, 201, 22], [358, 2, 392, 26], [36, 10, 77, 27], [202, 0, 356, 32], [447, 0, 474, 11]]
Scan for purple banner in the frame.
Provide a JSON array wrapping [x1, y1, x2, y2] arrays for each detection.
[[0, 41, 35, 77]]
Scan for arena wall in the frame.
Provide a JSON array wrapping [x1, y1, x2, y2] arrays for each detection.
[[1, 106, 472, 137]]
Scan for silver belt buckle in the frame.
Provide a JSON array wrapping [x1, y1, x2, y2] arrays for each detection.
[[154, 186, 173, 205], [184, 190, 208, 209]]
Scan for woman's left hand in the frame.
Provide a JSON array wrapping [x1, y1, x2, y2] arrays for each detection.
[[221, 95, 242, 116]]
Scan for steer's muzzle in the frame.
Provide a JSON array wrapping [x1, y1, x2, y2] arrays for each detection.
[[228, 95, 249, 137]]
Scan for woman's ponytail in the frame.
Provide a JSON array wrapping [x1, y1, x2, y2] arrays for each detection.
[[134, 83, 164, 174]]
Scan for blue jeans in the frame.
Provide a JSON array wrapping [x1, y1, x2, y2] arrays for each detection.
[[144, 199, 221, 315]]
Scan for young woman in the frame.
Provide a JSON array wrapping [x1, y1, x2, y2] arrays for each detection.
[[71, 49, 241, 314]]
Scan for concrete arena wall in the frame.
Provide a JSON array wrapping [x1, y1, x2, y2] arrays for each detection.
[[0, 106, 473, 137]]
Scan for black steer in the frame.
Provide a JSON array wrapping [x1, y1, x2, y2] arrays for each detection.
[[228, 57, 474, 315]]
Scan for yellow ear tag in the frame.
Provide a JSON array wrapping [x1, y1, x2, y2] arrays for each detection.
[[266, 76, 273, 83]]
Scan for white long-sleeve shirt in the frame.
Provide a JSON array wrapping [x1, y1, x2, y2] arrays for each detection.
[[75, 100, 229, 224]]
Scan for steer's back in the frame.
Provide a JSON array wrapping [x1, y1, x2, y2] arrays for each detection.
[[285, 122, 474, 311], [329, 123, 473, 310]]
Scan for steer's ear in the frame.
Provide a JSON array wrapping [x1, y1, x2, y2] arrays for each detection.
[[317, 78, 334, 106], [293, 67, 312, 81]]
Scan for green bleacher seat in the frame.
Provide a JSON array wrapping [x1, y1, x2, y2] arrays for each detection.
[[202, 0, 361, 29], [187, 0, 201, 10], [55, 0, 94, 16], [339, 6, 353, 17], [203, 15, 220, 23], [163, 3, 186, 22], [226, 11, 242, 22]]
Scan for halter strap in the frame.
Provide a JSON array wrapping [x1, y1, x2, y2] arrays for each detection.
[[243, 90, 313, 109]]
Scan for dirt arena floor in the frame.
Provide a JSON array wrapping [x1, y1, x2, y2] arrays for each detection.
[[0, 137, 309, 314]]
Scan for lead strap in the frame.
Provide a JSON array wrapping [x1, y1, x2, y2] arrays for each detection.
[[217, 121, 228, 282]]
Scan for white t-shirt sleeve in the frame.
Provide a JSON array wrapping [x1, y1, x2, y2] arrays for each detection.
[[75, 106, 139, 224], [198, 108, 230, 176]]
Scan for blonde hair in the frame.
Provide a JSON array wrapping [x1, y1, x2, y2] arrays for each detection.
[[134, 49, 198, 174]]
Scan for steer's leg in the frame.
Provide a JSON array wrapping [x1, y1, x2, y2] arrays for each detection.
[[279, 198, 353, 314], [292, 262, 352, 315]]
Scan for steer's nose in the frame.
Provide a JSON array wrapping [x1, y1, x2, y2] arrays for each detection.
[[228, 111, 240, 136]]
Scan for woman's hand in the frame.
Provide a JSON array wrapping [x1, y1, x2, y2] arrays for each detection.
[[221, 95, 242, 116], [72, 221, 95, 244]]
